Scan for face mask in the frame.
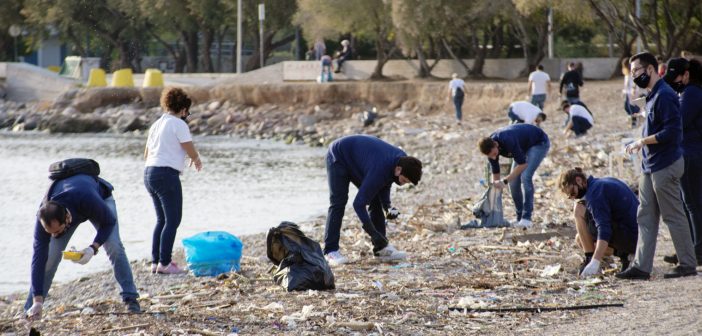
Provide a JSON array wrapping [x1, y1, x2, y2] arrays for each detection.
[[181, 116, 188, 122], [576, 185, 587, 199], [393, 175, 401, 185], [633, 68, 651, 89], [671, 81, 686, 93]]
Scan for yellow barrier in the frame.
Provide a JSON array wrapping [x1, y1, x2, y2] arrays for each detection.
[[87, 68, 107, 87], [47, 65, 61, 73], [111, 68, 134, 87], [143, 68, 164, 87]]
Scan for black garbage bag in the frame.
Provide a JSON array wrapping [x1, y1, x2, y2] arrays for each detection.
[[362, 108, 378, 127], [266, 221, 335, 292]]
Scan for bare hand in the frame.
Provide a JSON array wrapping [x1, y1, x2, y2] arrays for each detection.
[[190, 157, 203, 172], [492, 180, 506, 189]]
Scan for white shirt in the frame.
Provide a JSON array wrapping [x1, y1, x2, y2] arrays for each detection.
[[569, 104, 594, 125], [528, 70, 551, 95], [145, 114, 193, 172], [449, 78, 465, 97], [510, 101, 542, 124]]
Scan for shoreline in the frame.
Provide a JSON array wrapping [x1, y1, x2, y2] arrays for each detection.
[[2, 80, 701, 335]]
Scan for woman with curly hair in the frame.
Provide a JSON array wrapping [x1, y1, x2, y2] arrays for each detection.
[[143, 87, 203, 274]]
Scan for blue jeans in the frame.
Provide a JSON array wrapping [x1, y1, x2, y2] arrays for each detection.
[[507, 108, 524, 124], [25, 196, 138, 309], [531, 94, 546, 109], [509, 141, 550, 221], [144, 166, 183, 266], [453, 94, 464, 121], [324, 154, 387, 254], [682, 152, 702, 257], [570, 116, 592, 135]]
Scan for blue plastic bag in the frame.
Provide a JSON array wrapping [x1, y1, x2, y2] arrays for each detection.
[[182, 231, 243, 277]]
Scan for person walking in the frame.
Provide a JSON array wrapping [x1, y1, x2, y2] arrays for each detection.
[[478, 124, 550, 229], [618, 52, 697, 280], [313, 38, 326, 61], [558, 168, 639, 277], [662, 57, 702, 266], [559, 62, 584, 104], [144, 87, 203, 275], [527, 64, 551, 109], [323, 135, 422, 266], [25, 172, 141, 320], [448, 73, 467, 124]]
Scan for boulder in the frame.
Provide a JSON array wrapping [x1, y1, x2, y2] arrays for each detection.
[[71, 88, 141, 113], [42, 114, 110, 133], [113, 114, 144, 133]]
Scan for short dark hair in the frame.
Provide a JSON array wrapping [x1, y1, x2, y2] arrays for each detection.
[[38, 201, 67, 229], [561, 100, 571, 111], [688, 59, 702, 86], [397, 156, 422, 185], [478, 137, 496, 155], [558, 167, 587, 195], [160, 87, 192, 114], [630, 52, 658, 70], [537, 112, 547, 122], [537, 64, 544, 71]]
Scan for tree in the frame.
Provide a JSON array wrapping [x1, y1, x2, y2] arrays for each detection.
[[391, 0, 452, 78], [0, 0, 24, 61], [22, 0, 148, 71], [295, 0, 397, 79], [241, 0, 297, 71]]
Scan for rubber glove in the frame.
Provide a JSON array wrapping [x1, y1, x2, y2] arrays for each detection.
[[26, 301, 43, 320], [74, 246, 95, 265], [386, 207, 400, 220], [580, 259, 601, 277]]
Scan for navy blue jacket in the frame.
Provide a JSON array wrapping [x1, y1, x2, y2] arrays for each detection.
[[679, 84, 702, 155], [488, 124, 549, 174], [642, 79, 682, 173], [31, 175, 116, 297], [583, 176, 639, 243], [328, 135, 405, 227]]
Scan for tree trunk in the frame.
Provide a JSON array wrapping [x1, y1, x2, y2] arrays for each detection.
[[370, 37, 392, 80], [175, 46, 186, 73], [415, 47, 431, 78], [245, 31, 295, 71], [201, 28, 214, 73], [442, 38, 471, 78], [182, 30, 199, 73]]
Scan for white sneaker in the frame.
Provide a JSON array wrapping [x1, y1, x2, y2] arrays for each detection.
[[374, 244, 407, 261], [325, 251, 348, 266], [513, 219, 533, 229]]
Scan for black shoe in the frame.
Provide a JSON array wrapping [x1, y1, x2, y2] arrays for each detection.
[[663, 266, 697, 279], [615, 267, 650, 280], [663, 254, 678, 264], [578, 254, 593, 275], [124, 297, 142, 314], [619, 255, 631, 273]]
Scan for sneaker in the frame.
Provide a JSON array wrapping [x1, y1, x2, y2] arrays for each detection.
[[324, 251, 348, 266], [124, 297, 142, 314], [150, 263, 158, 274], [513, 219, 533, 229], [374, 244, 407, 261], [156, 262, 186, 274]]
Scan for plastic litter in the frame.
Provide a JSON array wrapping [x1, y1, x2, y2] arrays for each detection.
[[182, 231, 243, 277]]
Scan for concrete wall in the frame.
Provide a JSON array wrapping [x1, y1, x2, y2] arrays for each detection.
[[1, 62, 79, 102], [284, 58, 620, 81]]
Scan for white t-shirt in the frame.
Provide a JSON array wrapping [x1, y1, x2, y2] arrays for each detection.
[[449, 78, 465, 97], [528, 70, 551, 95], [145, 114, 193, 172], [569, 104, 594, 125], [510, 101, 542, 124]]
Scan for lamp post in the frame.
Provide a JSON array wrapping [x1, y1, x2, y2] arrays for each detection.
[[258, 3, 265, 68], [236, 0, 242, 73], [8, 25, 21, 62]]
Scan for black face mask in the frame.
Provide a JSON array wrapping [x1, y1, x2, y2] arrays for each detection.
[[393, 175, 401, 185], [576, 185, 587, 199], [633, 69, 651, 89], [671, 81, 686, 93]]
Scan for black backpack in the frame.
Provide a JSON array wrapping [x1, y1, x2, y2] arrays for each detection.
[[42, 158, 101, 207], [49, 158, 100, 181]]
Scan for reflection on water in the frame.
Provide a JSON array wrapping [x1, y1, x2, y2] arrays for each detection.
[[0, 132, 329, 295]]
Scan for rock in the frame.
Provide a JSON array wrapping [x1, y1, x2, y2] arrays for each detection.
[[42, 114, 110, 133], [206, 113, 228, 128], [208, 101, 222, 111], [61, 106, 80, 116], [71, 88, 141, 113], [113, 114, 144, 133], [52, 89, 79, 109], [298, 115, 317, 127]]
